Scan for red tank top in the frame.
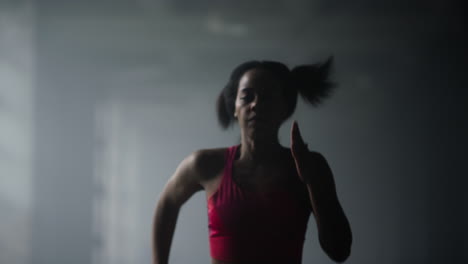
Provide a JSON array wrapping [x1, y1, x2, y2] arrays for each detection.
[[207, 145, 312, 263]]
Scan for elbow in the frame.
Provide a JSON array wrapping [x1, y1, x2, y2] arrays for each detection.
[[322, 242, 351, 263], [320, 231, 352, 263], [327, 245, 351, 263]]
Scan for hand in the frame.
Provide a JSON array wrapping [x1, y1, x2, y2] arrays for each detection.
[[290, 120, 312, 183]]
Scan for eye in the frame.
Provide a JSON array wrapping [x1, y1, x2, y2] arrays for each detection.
[[240, 90, 255, 102], [241, 93, 254, 102]]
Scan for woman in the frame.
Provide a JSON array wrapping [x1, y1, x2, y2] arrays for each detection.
[[152, 58, 352, 264]]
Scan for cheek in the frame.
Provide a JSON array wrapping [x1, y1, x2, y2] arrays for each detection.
[[235, 99, 248, 112], [234, 100, 246, 118], [234, 100, 241, 114]]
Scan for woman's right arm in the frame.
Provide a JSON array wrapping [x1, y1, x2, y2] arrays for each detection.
[[152, 152, 204, 264]]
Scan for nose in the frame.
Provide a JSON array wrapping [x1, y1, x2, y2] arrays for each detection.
[[250, 93, 268, 113], [250, 96, 257, 111], [250, 94, 260, 112]]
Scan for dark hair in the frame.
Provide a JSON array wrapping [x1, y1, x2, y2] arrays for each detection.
[[216, 57, 336, 129]]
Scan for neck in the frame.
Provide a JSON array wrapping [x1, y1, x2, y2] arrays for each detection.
[[238, 130, 284, 166]]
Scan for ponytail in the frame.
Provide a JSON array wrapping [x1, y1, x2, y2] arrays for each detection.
[[216, 88, 231, 129], [216, 57, 337, 129], [291, 56, 336, 107]]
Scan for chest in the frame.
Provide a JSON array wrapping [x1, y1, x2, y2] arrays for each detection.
[[234, 167, 306, 199], [208, 185, 311, 239]]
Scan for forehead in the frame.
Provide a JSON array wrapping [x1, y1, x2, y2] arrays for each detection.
[[238, 68, 281, 91]]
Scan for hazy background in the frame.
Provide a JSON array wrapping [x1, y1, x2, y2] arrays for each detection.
[[0, 0, 466, 263]]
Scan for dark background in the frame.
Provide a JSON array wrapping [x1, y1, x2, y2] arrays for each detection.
[[0, 0, 466, 263]]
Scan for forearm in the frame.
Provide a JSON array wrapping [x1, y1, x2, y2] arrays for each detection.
[[152, 199, 180, 264], [306, 183, 352, 262], [290, 124, 352, 262]]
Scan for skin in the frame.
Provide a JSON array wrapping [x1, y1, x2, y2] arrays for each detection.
[[152, 69, 352, 264]]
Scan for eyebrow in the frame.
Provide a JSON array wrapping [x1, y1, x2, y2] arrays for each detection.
[[240, 87, 253, 92]]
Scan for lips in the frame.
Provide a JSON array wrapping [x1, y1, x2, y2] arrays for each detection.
[[248, 116, 267, 124]]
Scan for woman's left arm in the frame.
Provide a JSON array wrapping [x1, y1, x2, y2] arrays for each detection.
[[291, 121, 352, 263]]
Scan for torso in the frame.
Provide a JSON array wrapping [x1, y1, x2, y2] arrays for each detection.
[[201, 145, 308, 202], [199, 145, 311, 264]]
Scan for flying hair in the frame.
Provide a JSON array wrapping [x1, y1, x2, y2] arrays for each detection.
[[216, 56, 336, 129], [291, 56, 336, 106]]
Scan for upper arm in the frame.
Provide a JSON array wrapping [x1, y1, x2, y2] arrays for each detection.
[[308, 151, 334, 180], [316, 151, 332, 171], [158, 151, 204, 208], [304, 151, 337, 199]]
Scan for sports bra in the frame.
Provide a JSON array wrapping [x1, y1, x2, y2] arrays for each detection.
[[207, 144, 312, 263]]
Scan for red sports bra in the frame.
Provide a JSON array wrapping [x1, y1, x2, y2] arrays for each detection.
[[207, 145, 312, 263]]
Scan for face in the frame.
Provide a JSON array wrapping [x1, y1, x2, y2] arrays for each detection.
[[234, 68, 287, 137]]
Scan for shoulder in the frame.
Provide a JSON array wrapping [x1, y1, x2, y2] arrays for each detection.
[[309, 150, 327, 162], [160, 147, 229, 206], [281, 147, 327, 165], [189, 147, 229, 184], [303, 150, 333, 178], [286, 147, 330, 175], [305, 150, 329, 169]]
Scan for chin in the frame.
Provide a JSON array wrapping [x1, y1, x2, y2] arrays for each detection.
[[250, 129, 273, 139]]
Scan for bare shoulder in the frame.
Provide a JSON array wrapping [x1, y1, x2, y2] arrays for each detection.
[[159, 147, 228, 207], [191, 147, 227, 184], [308, 150, 327, 161], [309, 151, 330, 167], [278, 146, 327, 166]]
